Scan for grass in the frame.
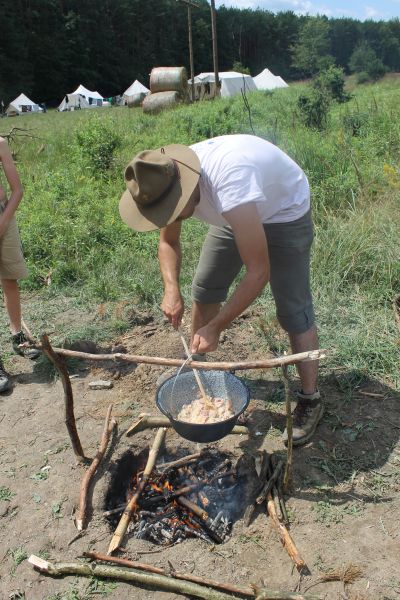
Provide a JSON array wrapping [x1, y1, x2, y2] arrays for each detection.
[[1, 75, 399, 388], [0, 486, 15, 501]]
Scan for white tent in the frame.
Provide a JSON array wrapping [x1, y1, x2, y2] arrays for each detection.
[[72, 84, 103, 105], [58, 93, 90, 112], [253, 69, 289, 90], [122, 80, 149, 105], [6, 93, 42, 116], [189, 71, 257, 100]]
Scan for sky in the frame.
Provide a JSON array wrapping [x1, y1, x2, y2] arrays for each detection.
[[214, 0, 400, 21]]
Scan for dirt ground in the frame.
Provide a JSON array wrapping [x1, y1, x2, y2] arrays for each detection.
[[0, 301, 399, 600]]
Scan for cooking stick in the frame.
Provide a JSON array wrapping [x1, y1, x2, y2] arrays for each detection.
[[178, 332, 214, 410]]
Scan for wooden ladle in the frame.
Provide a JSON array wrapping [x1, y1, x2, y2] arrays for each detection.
[[178, 331, 214, 410]]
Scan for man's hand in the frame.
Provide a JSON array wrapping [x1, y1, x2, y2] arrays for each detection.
[[191, 322, 221, 354], [161, 290, 184, 329]]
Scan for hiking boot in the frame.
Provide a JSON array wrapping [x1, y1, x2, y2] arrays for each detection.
[[11, 331, 41, 360], [156, 353, 207, 387], [282, 390, 323, 446], [0, 358, 11, 392]]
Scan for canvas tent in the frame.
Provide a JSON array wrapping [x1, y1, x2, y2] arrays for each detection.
[[58, 84, 103, 111], [122, 80, 149, 105], [58, 93, 90, 111], [6, 93, 42, 116], [189, 71, 257, 100], [253, 69, 289, 90]]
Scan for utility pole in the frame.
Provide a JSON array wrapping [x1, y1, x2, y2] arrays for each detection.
[[210, 0, 220, 96], [177, 0, 200, 102]]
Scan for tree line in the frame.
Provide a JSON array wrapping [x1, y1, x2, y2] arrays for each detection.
[[1, 0, 399, 105]]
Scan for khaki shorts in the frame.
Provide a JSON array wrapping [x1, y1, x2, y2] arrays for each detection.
[[192, 210, 315, 334], [0, 215, 28, 280]]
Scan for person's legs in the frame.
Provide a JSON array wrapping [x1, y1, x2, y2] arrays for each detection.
[[2, 278, 22, 334], [265, 211, 323, 445], [288, 324, 319, 395]]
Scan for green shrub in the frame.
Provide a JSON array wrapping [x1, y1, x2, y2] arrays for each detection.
[[356, 71, 370, 84], [297, 88, 331, 129], [75, 115, 121, 173], [312, 66, 351, 103]]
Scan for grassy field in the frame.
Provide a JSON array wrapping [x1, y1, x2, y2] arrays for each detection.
[[2, 75, 399, 388]]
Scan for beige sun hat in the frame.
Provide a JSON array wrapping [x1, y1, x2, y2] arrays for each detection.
[[119, 144, 201, 232]]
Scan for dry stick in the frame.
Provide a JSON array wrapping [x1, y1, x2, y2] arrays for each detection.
[[29, 555, 322, 600], [266, 490, 307, 573], [28, 555, 246, 600], [256, 460, 284, 505], [75, 404, 117, 531], [107, 427, 167, 555], [82, 551, 256, 597], [45, 346, 326, 371], [282, 365, 293, 492], [41, 333, 86, 463], [157, 449, 209, 472], [126, 414, 248, 437]]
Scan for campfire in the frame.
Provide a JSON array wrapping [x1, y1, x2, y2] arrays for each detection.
[[105, 448, 245, 545]]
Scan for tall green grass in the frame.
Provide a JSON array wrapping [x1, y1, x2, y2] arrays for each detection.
[[4, 77, 399, 387]]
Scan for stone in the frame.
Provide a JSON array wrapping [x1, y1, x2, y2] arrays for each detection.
[[88, 380, 113, 390]]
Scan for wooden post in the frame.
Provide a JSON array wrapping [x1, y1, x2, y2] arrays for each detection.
[[41, 333, 86, 463], [177, 0, 199, 102], [210, 0, 220, 95]]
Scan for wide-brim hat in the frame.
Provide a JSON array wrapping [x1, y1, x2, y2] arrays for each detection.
[[119, 144, 201, 232]]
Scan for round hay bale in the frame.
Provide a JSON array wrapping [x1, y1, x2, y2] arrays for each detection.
[[142, 91, 180, 114], [150, 67, 188, 94]]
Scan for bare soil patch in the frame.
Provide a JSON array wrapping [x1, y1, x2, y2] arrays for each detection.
[[0, 300, 399, 600]]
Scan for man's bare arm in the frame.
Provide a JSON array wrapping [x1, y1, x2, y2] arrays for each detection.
[[158, 221, 184, 328]]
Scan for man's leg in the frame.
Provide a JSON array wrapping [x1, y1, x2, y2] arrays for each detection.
[[288, 324, 319, 395]]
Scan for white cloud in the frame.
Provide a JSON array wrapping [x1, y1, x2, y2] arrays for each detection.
[[364, 5, 379, 17]]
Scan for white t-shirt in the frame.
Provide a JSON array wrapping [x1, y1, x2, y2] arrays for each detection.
[[190, 134, 310, 226]]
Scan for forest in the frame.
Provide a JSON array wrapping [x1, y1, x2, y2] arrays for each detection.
[[1, 0, 400, 105]]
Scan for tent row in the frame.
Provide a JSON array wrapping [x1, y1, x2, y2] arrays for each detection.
[[3, 68, 288, 115]]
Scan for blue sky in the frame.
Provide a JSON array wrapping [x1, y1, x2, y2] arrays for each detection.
[[215, 0, 400, 21]]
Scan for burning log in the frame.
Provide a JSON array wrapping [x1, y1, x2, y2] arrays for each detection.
[[41, 333, 86, 462], [28, 555, 322, 599], [266, 490, 307, 573], [83, 551, 256, 597], [157, 449, 210, 473], [108, 427, 167, 554], [176, 496, 224, 544], [126, 413, 248, 437], [75, 404, 116, 531]]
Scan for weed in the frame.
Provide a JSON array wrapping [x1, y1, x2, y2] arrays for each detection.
[[0, 486, 15, 501], [313, 500, 363, 525], [11, 546, 28, 575]]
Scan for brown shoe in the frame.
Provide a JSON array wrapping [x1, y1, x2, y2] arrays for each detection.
[[282, 390, 323, 446]]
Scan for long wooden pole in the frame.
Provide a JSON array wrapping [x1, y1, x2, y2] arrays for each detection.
[[83, 551, 255, 596], [210, 0, 220, 94], [41, 346, 325, 371], [266, 491, 307, 572], [29, 555, 322, 599], [107, 427, 167, 554], [41, 333, 86, 462], [75, 405, 116, 531], [125, 413, 248, 437]]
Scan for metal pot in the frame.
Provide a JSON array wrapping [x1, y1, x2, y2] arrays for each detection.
[[156, 370, 250, 443]]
